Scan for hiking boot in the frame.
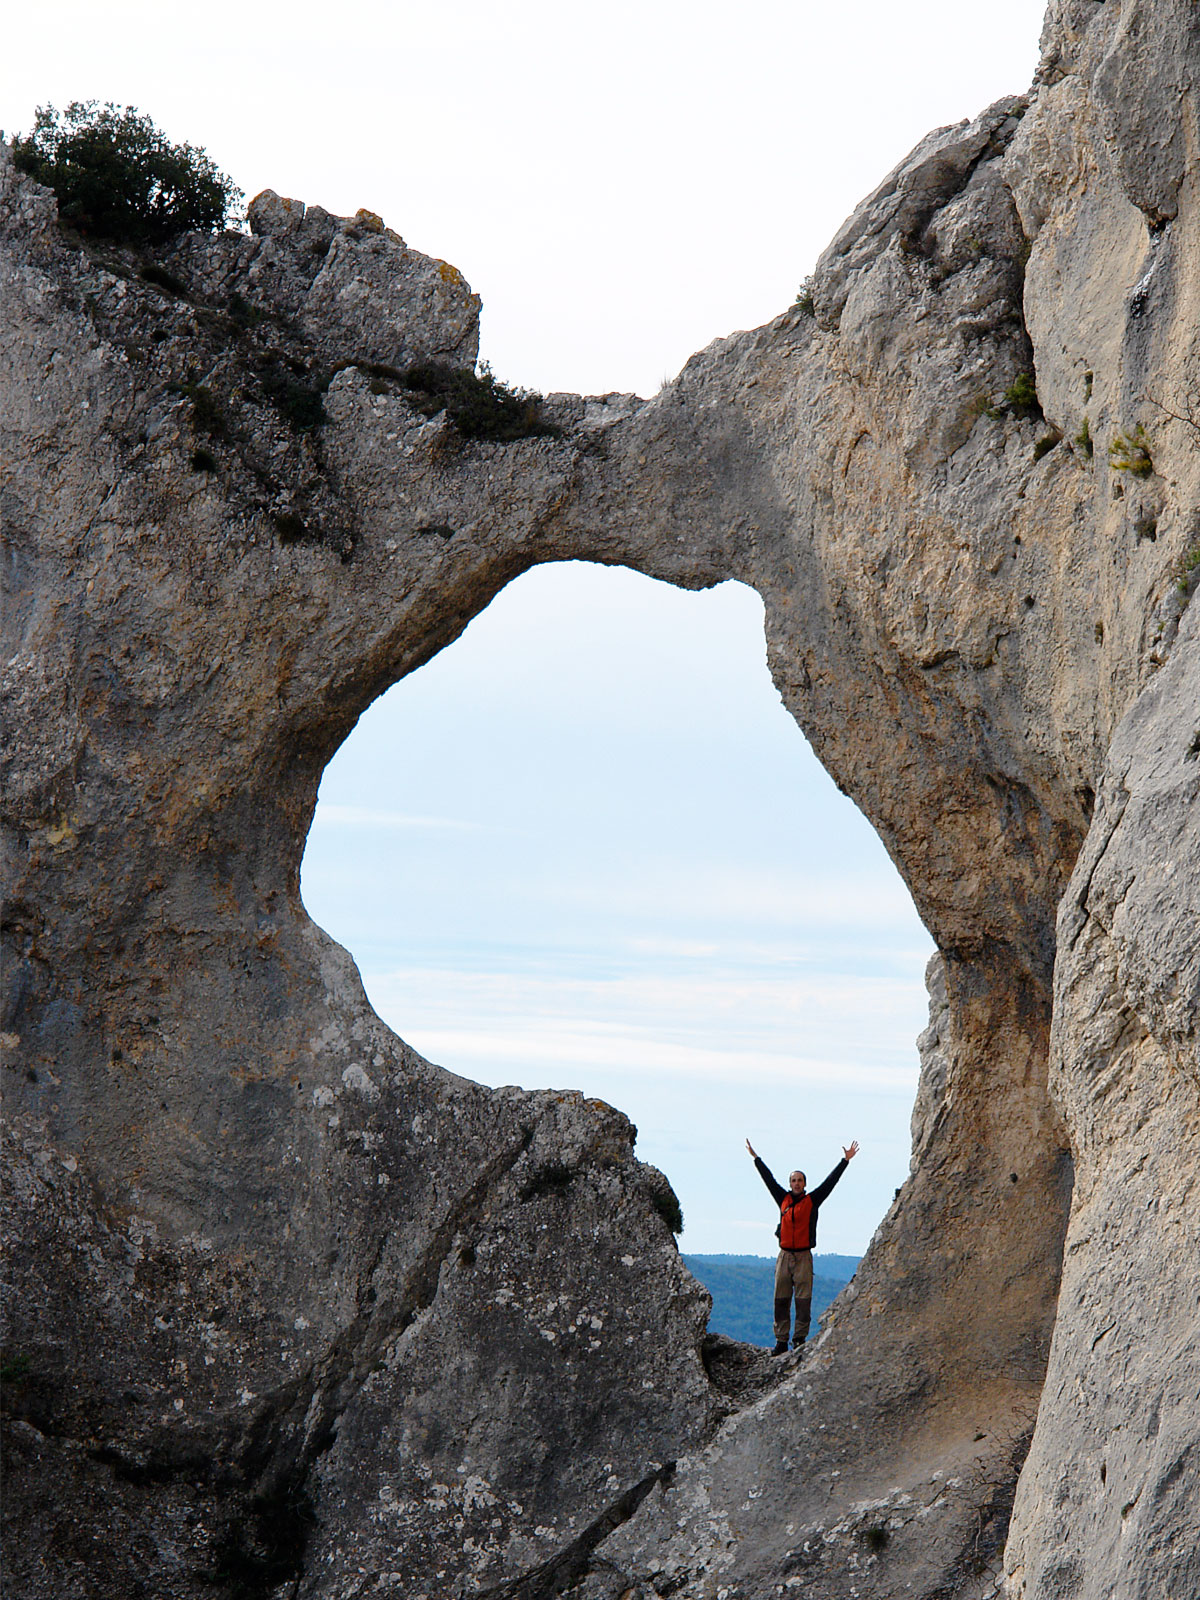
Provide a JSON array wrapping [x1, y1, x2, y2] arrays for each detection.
[[771, 1341, 789, 1356], [791, 1339, 806, 1351]]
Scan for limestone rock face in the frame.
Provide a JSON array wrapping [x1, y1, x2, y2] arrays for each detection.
[[0, 153, 716, 1600], [1004, 620, 1200, 1600], [2, 1, 1198, 1596]]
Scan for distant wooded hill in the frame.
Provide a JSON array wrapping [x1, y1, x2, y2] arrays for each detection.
[[683, 1254, 861, 1347]]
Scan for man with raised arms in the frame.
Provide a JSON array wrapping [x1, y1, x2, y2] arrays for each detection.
[[746, 1137, 859, 1355]]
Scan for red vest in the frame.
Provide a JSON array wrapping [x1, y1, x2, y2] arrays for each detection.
[[779, 1192, 814, 1251]]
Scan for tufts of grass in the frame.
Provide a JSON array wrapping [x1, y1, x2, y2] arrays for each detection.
[[1173, 544, 1200, 596], [1108, 424, 1154, 477], [227, 290, 269, 330], [1, 1352, 32, 1386], [987, 370, 1041, 421]]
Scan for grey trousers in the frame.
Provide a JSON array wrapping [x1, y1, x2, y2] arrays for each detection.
[[774, 1247, 814, 1346]]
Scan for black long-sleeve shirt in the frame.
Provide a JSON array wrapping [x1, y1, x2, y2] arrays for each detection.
[[755, 1155, 848, 1250]]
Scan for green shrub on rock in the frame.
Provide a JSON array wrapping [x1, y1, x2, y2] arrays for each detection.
[[13, 101, 240, 246], [985, 370, 1041, 421], [1002, 371, 1040, 418], [651, 1185, 684, 1236], [1108, 424, 1154, 478], [401, 361, 560, 443]]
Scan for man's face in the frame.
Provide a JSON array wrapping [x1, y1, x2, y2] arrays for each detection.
[[789, 1171, 807, 1195]]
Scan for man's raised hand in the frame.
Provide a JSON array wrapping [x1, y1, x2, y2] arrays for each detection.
[[745, 1138, 758, 1159], [843, 1141, 860, 1161]]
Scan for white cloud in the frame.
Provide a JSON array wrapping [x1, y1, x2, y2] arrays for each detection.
[[361, 964, 925, 1093], [412, 1025, 916, 1093], [534, 866, 922, 931]]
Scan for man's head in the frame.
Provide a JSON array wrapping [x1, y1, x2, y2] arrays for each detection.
[[789, 1170, 807, 1195]]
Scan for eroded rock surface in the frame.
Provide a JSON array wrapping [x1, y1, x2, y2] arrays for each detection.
[[2, 1, 1198, 1596]]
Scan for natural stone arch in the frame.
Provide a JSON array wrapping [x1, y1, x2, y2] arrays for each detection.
[[1, 129, 1073, 1598]]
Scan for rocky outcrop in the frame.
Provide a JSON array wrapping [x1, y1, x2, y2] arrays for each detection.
[[2, 1, 1197, 1596], [0, 158, 720, 1600]]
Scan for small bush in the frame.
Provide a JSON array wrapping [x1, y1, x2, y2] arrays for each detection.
[[227, 290, 268, 330], [1173, 544, 1200, 596], [358, 361, 406, 384], [519, 1162, 575, 1202], [190, 447, 218, 473], [268, 377, 326, 431], [273, 513, 311, 545], [861, 1525, 890, 1553], [171, 381, 225, 437], [13, 101, 240, 246], [795, 276, 816, 316], [140, 262, 187, 296], [651, 1186, 684, 1236], [1108, 424, 1153, 477], [1075, 416, 1093, 459], [401, 361, 559, 443], [258, 357, 326, 431], [1002, 371, 1040, 418], [0, 1352, 32, 1386], [204, 1483, 316, 1594], [986, 371, 1041, 421]]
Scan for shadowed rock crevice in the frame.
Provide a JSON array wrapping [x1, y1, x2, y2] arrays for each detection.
[[477, 1463, 679, 1600]]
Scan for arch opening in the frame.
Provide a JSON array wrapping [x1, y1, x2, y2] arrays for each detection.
[[301, 560, 934, 1271]]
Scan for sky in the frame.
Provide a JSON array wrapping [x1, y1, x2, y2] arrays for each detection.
[[300, 566, 935, 1253], [4, 0, 1048, 1250]]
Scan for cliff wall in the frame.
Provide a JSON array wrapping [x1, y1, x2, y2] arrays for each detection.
[[2, 2, 1197, 1597]]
